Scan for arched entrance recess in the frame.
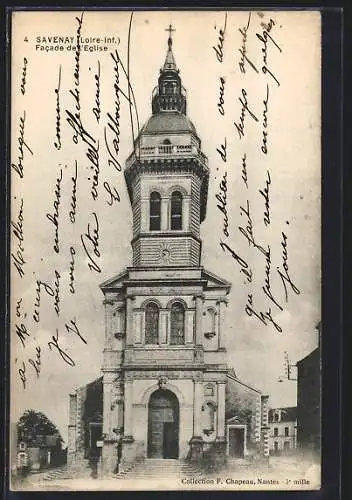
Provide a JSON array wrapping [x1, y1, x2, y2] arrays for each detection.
[[147, 389, 179, 459]]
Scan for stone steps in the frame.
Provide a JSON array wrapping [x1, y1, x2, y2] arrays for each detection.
[[39, 465, 74, 481], [115, 459, 203, 480]]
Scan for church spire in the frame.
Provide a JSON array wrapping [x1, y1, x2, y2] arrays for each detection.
[[152, 24, 187, 114], [163, 24, 178, 71]]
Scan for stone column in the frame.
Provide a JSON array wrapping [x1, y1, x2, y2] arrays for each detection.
[[195, 295, 203, 346], [141, 198, 148, 231], [183, 196, 190, 231], [123, 380, 134, 438], [161, 197, 169, 231], [103, 298, 114, 349], [133, 311, 143, 344], [216, 383, 226, 438], [159, 310, 168, 344], [193, 381, 203, 437], [101, 373, 117, 476], [103, 373, 114, 436], [120, 379, 135, 470], [185, 310, 194, 344], [211, 382, 227, 467], [125, 296, 134, 347], [189, 378, 203, 462], [217, 299, 227, 350]]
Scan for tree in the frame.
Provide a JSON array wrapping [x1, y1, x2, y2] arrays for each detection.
[[17, 409, 63, 444]]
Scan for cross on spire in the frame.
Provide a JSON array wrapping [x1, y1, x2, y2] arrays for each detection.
[[165, 23, 175, 48]]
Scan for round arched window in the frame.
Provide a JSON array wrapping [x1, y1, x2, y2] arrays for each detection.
[[170, 302, 185, 345], [150, 192, 161, 231], [145, 302, 159, 344], [170, 191, 182, 230]]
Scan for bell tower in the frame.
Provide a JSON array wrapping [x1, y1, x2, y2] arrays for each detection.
[[125, 26, 209, 268], [100, 27, 232, 475]]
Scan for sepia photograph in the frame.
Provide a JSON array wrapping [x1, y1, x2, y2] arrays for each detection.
[[9, 9, 321, 491]]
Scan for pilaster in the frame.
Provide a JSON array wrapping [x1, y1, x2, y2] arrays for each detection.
[[217, 298, 228, 350], [126, 296, 135, 346], [161, 196, 168, 230], [123, 379, 134, 438], [195, 294, 204, 346]]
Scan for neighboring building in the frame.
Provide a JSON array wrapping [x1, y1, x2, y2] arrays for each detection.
[[226, 372, 270, 460], [68, 28, 269, 476], [68, 377, 104, 471], [15, 434, 64, 472], [10, 423, 18, 475], [296, 322, 321, 454], [267, 407, 297, 455]]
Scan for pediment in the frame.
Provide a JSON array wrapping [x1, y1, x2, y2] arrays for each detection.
[[99, 269, 129, 291], [99, 267, 232, 293], [202, 268, 232, 290], [227, 416, 242, 424]]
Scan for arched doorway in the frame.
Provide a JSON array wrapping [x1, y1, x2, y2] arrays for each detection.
[[148, 389, 179, 459]]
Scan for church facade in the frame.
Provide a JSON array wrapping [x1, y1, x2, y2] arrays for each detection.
[[67, 29, 269, 477]]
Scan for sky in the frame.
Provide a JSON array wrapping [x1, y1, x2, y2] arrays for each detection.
[[10, 10, 321, 444]]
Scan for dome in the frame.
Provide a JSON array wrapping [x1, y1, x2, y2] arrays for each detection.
[[141, 112, 197, 135]]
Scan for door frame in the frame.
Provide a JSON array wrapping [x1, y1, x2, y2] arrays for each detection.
[[226, 424, 247, 457], [147, 389, 179, 459]]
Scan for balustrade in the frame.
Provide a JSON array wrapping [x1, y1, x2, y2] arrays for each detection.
[[126, 143, 208, 168]]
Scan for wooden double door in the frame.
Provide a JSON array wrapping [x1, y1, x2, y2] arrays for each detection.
[[148, 389, 179, 459]]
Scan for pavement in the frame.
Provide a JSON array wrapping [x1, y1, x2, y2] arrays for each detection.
[[11, 454, 321, 491]]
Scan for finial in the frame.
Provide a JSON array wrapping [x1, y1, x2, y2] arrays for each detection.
[[165, 23, 175, 49]]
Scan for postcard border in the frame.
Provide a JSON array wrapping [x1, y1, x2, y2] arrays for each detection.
[[2, 4, 343, 500]]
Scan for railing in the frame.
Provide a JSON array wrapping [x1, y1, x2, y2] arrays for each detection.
[[126, 144, 208, 169]]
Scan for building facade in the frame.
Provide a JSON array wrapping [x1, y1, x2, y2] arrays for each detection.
[[296, 322, 321, 454], [267, 407, 297, 455], [68, 29, 269, 476], [15, 434, 64, 473]]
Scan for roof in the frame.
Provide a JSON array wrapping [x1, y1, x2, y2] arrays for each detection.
[[269, 406, 297, 422], [99, 267, 231, 293], [99, 268, 128, 291], [296, 346, 320, 366], [226, 371, 263, 394], [141, 112, 197, 135], [201, 268, 232, 290], [163, 47, 177, 71]]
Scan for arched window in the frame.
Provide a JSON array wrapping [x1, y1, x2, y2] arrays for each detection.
[[150, 192, 161, 231], [170, 302, 185, 345], [161, 138, 172, 154], [171, 191, 182, 230], [163, 82, 174, 95], [145, 302, 159, 344]]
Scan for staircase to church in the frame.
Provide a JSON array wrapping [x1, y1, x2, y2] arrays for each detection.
[[114, 459, 202, 480]]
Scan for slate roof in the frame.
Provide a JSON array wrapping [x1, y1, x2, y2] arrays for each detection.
[[142, 112, 196, 135], [268, 406, 297, 423]]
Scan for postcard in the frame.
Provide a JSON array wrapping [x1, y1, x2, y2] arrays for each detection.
[[9, 9, 321, 491]]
